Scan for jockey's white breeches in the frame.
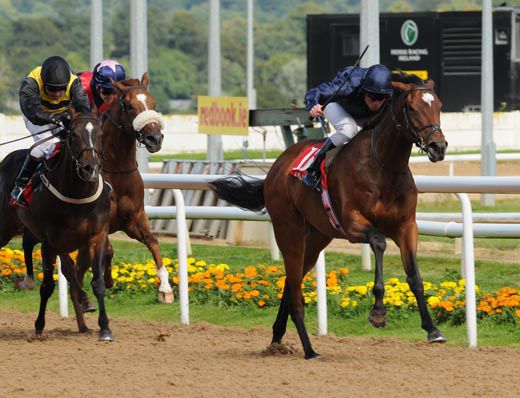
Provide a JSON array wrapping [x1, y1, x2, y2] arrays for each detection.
[[23, 116, 62, 159], [323, 102, 361, 147]]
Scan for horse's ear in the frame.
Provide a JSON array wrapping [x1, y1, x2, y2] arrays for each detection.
[[425, 79, 435, 89], [141, 72, 149, 89], [391, 81, 411, 92], [90, 102, 98, 115]]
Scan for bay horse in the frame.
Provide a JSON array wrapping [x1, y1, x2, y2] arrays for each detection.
[[0, 108, 112, 340], [74, 72, 173, 306], [210, 74, 448, 359]]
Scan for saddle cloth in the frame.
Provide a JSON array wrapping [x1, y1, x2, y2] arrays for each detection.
[[289, 143, 347, 236], [9, 143, 63, 210]]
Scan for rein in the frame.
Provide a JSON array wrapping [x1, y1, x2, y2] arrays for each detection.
[[40, 113, 105, 204]]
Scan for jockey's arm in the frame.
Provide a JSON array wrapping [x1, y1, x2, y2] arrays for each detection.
[[19, 77, 55, 126]]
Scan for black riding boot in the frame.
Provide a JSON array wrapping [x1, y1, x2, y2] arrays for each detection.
[[10, 155, 40, 207], [301, 138, 336, 190]]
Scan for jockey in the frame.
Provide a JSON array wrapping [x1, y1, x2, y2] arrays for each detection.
[[302, 64, 393, 189], [78, 60, 126, 115], [11, 55, 90, 207]]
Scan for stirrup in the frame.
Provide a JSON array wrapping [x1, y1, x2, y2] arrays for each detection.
[[11, 186, 28, 207], [302, 171, 322, 191]]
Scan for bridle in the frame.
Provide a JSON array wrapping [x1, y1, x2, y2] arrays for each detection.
[[370, 85, 441, 175], [105, 85, 164, 146], [61, 114, 102, 182], [393, 86, 442, 153]]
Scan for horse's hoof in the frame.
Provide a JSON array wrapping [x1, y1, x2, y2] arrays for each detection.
[[304, 351, 321, 360], [158, 291, 174, 304], [15, 278, 35, 290], [98, 330, 113, 341], [82, 301, 96, 313], [428, 330, 447, 343], [368, 313, 387, 328], [78, 327, 92, 334]]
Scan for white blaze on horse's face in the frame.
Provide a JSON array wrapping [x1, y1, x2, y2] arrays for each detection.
[[422, 93, 435, 107], [136, 93, 149, 111], [85, 122, 94, 146]]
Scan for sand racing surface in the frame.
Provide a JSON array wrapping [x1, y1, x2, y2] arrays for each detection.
[[0, 311, 518, 398]]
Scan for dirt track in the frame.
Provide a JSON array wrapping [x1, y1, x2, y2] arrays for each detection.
[[2, 160, 520, 398], [0, 312, 518, 398]]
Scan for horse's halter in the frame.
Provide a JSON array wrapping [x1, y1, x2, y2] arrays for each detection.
[[393, 86, 442, 153], [66, 114, 102, 181], [109, 85, 165, 146]]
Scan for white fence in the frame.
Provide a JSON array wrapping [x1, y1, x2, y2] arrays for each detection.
[[52, 174, 520, 348]]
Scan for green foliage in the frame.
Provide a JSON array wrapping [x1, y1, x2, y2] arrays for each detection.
[[0, 0, 509, 113]]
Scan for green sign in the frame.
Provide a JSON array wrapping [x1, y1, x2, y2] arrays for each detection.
[[401, 20, 418, 46]]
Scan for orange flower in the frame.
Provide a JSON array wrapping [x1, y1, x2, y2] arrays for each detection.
[[258, 300, 266, 307]]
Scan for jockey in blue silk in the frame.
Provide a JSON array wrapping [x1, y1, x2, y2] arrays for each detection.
[[10, 55, 90, 207], [78, 60, 126, 115], [302, 64, 393, 189]]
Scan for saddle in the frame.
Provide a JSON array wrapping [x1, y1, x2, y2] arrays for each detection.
[[9, 144, 63, 210], [289, 144, 346, 235]]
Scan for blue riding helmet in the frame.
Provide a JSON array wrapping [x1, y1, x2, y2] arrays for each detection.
[[361, 64, 393, 95], [93, 60, 126, 90]]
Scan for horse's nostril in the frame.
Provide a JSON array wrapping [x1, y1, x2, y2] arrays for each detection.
[[149, 137, 158, 146]]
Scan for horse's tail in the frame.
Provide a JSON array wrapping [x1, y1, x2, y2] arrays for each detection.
[[209, 174, 265, 212]]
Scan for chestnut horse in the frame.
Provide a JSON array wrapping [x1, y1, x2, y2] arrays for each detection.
[[0, 109, 112, 339], [75, 73, 173, 306], [210, 74, 448, 359]]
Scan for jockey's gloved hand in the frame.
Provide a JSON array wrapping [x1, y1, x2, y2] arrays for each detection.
[[49, 114, 62, 127], [59, 111, 70, 124], [59, 111, 71, 130]]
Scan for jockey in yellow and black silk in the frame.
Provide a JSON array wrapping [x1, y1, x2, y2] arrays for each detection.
[[11, 55, 90, 207]]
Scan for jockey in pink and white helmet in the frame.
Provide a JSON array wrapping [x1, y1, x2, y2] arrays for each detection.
[[78, 59, 126, 115]]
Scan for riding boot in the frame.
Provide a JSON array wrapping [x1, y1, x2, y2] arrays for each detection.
[[301, 138, 336, 190], [10, 155, 40, 207]]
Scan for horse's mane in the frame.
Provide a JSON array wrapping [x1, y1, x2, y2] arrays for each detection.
[[391, 71, 425, 85], [390, 71, 427, 100]]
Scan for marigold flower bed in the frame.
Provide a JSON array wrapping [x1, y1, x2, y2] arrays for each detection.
[[1, 247, 519, 326]]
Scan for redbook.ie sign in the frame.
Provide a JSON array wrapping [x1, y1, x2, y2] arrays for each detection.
[[198, 96, 249, 136]]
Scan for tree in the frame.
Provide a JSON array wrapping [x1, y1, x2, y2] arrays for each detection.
[[149, 49, 199, 113]]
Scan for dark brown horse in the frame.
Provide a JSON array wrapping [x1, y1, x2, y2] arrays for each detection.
[[210, 74, 448, 359], [0, 109, 112, 339], [13, 73, 172, 307], [74, 73, 173, 306]]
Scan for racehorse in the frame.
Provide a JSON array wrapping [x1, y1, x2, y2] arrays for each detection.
[[74, 72, 173, 306], [0, 108, 112, 340], [209, 73, 448, 359], [13, 73, 173, 307]]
